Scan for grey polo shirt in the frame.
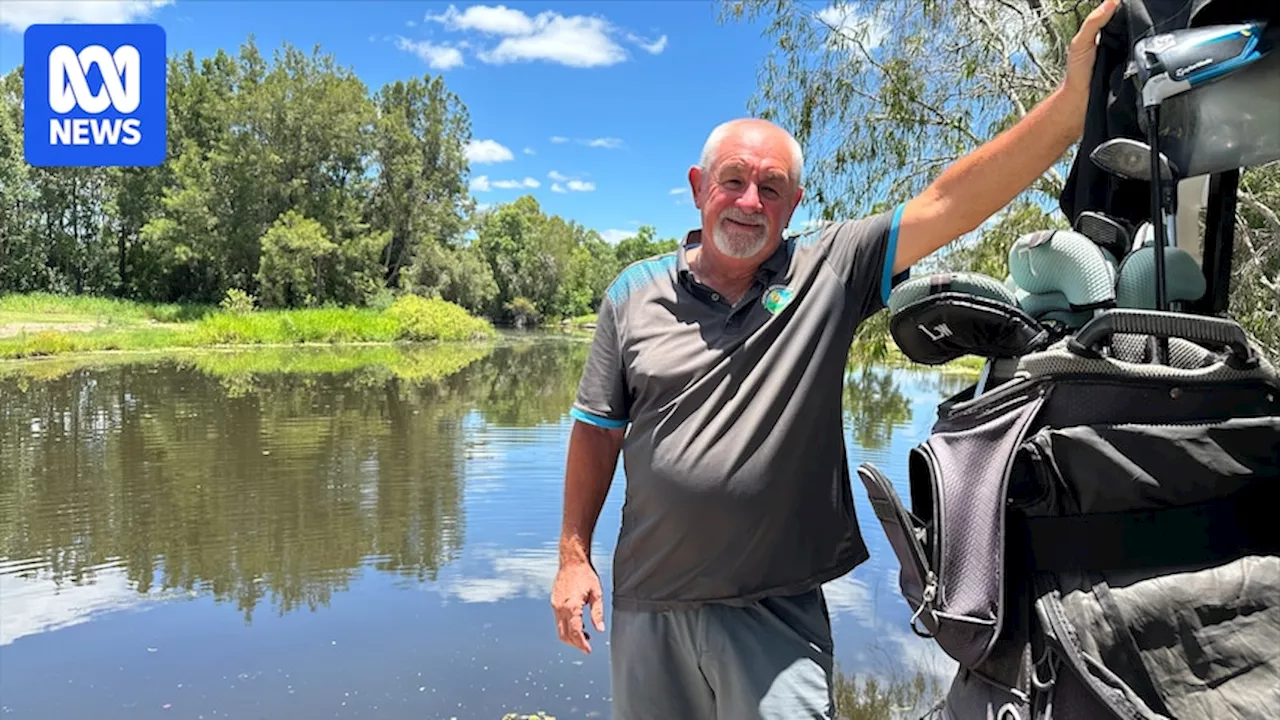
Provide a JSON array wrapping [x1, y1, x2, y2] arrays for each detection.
[[571, 204, 908, 612]]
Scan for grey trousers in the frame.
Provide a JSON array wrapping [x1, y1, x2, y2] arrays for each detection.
[[609, 587, 836, 719]]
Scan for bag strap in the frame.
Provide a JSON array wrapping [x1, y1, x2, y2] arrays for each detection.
[[1034, 576, 1173, 720]]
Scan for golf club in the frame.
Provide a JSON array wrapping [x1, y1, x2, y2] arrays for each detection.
[[1132, 21, 1273, 307], [1074, 211, 1132, 262], [1089, 137, 1181, 350], [1136, 23, 1269, 109], [1089, 138, 1180, 257]]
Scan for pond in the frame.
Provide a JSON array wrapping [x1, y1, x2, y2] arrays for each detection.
[[0, 336, 970, 719]]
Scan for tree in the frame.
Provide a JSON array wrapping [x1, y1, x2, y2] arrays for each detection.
[[719, 0, 1092, 222], [371, 75, 474, 288], [1234, 163, 1280, 357], [614, 225, 679, 267], [720, 0, 1279, 360]]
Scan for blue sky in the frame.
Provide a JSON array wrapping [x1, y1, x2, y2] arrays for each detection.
[[0, 0, 842, 244]]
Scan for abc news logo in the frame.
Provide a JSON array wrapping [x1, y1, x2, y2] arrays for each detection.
[[24, 23, 167, 167], [48, 44, 144, 147]]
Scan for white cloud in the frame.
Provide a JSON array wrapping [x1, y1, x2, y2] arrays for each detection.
[[600, 229, 636, 244], [549, 136, 569, 144], [465, 139, 514, 164], [627, 33, 668, 54], [581, 137, 623, 149], [394, 36, 465, 70], [547, 171, 592, 193], [406, 19, 417, 28], [427, 4, 534, 36], [422, 5, 665, 68], [479, 15, 624, 67], [815, 4, 889, 52], [669, 187, 685, 195], [522, 147, 536, 155], [472, 175, 539, 192], [492, 177, 540, 189], [0, 0, 172, 31]]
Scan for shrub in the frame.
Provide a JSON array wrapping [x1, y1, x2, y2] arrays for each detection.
[[386, 294, 496, 341], [219, 288, 258, 314]]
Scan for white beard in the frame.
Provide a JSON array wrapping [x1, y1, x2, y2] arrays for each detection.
[[712, 216, 769, 259]]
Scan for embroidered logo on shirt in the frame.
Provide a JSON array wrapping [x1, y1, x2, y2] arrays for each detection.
[[762, 285, 795, 315]]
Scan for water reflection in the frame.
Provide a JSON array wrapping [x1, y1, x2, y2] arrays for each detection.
[[0, 338, 969, 719]]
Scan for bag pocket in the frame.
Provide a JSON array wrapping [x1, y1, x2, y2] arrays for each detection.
[[858, 459, 1002, 670], [856, 462, 936, 632]]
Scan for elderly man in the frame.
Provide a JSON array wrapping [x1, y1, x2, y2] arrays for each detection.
[[551, 1, 1121, 717]]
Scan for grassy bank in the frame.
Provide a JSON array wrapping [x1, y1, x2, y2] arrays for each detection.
[[0, 292, 985, 376], [0, 292, 496, 360]]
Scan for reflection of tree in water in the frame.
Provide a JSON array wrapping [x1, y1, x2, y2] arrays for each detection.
[[843, 366, 913, 450], [834, 665, 945, 720], [466, 338, 590, 428], [0, 340, 588, 623]]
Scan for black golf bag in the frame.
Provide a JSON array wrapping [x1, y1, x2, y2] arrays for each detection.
[[860, 2, 1280, 717], [861, 310, 1280, 719]]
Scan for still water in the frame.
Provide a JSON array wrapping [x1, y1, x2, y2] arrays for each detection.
[[0, 337, 970, 719]]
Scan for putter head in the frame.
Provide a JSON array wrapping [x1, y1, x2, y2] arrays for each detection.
[[1074, 211, 1132, 262], [1090, 138, 1179, 183], [1135, 22, 1271, 107]]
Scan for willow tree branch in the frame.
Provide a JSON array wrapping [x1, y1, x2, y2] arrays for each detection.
[[1238, 187, 1280, 239]]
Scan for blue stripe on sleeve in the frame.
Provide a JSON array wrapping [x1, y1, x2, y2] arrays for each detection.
[[881, 203, 906, 306], [570, 407, 629, 429]]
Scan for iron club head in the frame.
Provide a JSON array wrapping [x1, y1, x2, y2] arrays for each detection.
[[1074, 211, 1133, 262], [1089, 138, 1179, 183]]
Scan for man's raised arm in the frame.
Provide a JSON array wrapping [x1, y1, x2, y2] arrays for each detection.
[[891, 0, 1121, 276]]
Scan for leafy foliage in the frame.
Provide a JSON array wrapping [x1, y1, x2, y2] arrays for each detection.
[[720, 0, 1279, 360], [0, 39, 683, 327]]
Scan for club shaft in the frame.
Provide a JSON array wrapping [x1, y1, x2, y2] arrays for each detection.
[[1144, 105, 1171, 364]]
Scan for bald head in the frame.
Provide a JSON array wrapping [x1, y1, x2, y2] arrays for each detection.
[[687, 117, 806, 266], [699, 118, 804, 186]]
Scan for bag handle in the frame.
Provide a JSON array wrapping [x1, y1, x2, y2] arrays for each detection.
[[1067, 309, 1258, 369]]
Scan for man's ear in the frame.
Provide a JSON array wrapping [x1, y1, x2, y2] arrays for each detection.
[[688, 166, 703, 209], [782, 185, 804, 226]]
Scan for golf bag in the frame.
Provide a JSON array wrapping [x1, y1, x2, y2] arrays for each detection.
[[862, 303, 1280, 719], [859, 6, 1280, 715]]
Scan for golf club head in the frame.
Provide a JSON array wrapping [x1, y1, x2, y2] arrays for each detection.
[[1135, 22, 1272, 107], [1074, 211, 1132, 262], [1090, 138, 1179, 183]]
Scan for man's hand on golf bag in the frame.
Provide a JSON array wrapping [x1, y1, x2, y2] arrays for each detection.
[[1064, 0, 1123, 111]]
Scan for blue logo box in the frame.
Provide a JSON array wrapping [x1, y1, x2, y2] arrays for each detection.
[[23, 23, 167, 167]]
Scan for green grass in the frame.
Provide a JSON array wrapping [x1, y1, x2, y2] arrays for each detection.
[[882, 344, 987, 374], [0, 343, 498, 385], [563, 313, 598, 327], [0, 291, 214, 325], [0, 292, 496, 360]]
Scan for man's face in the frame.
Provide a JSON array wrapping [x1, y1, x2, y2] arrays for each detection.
[[690, 128, 802, 265]]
